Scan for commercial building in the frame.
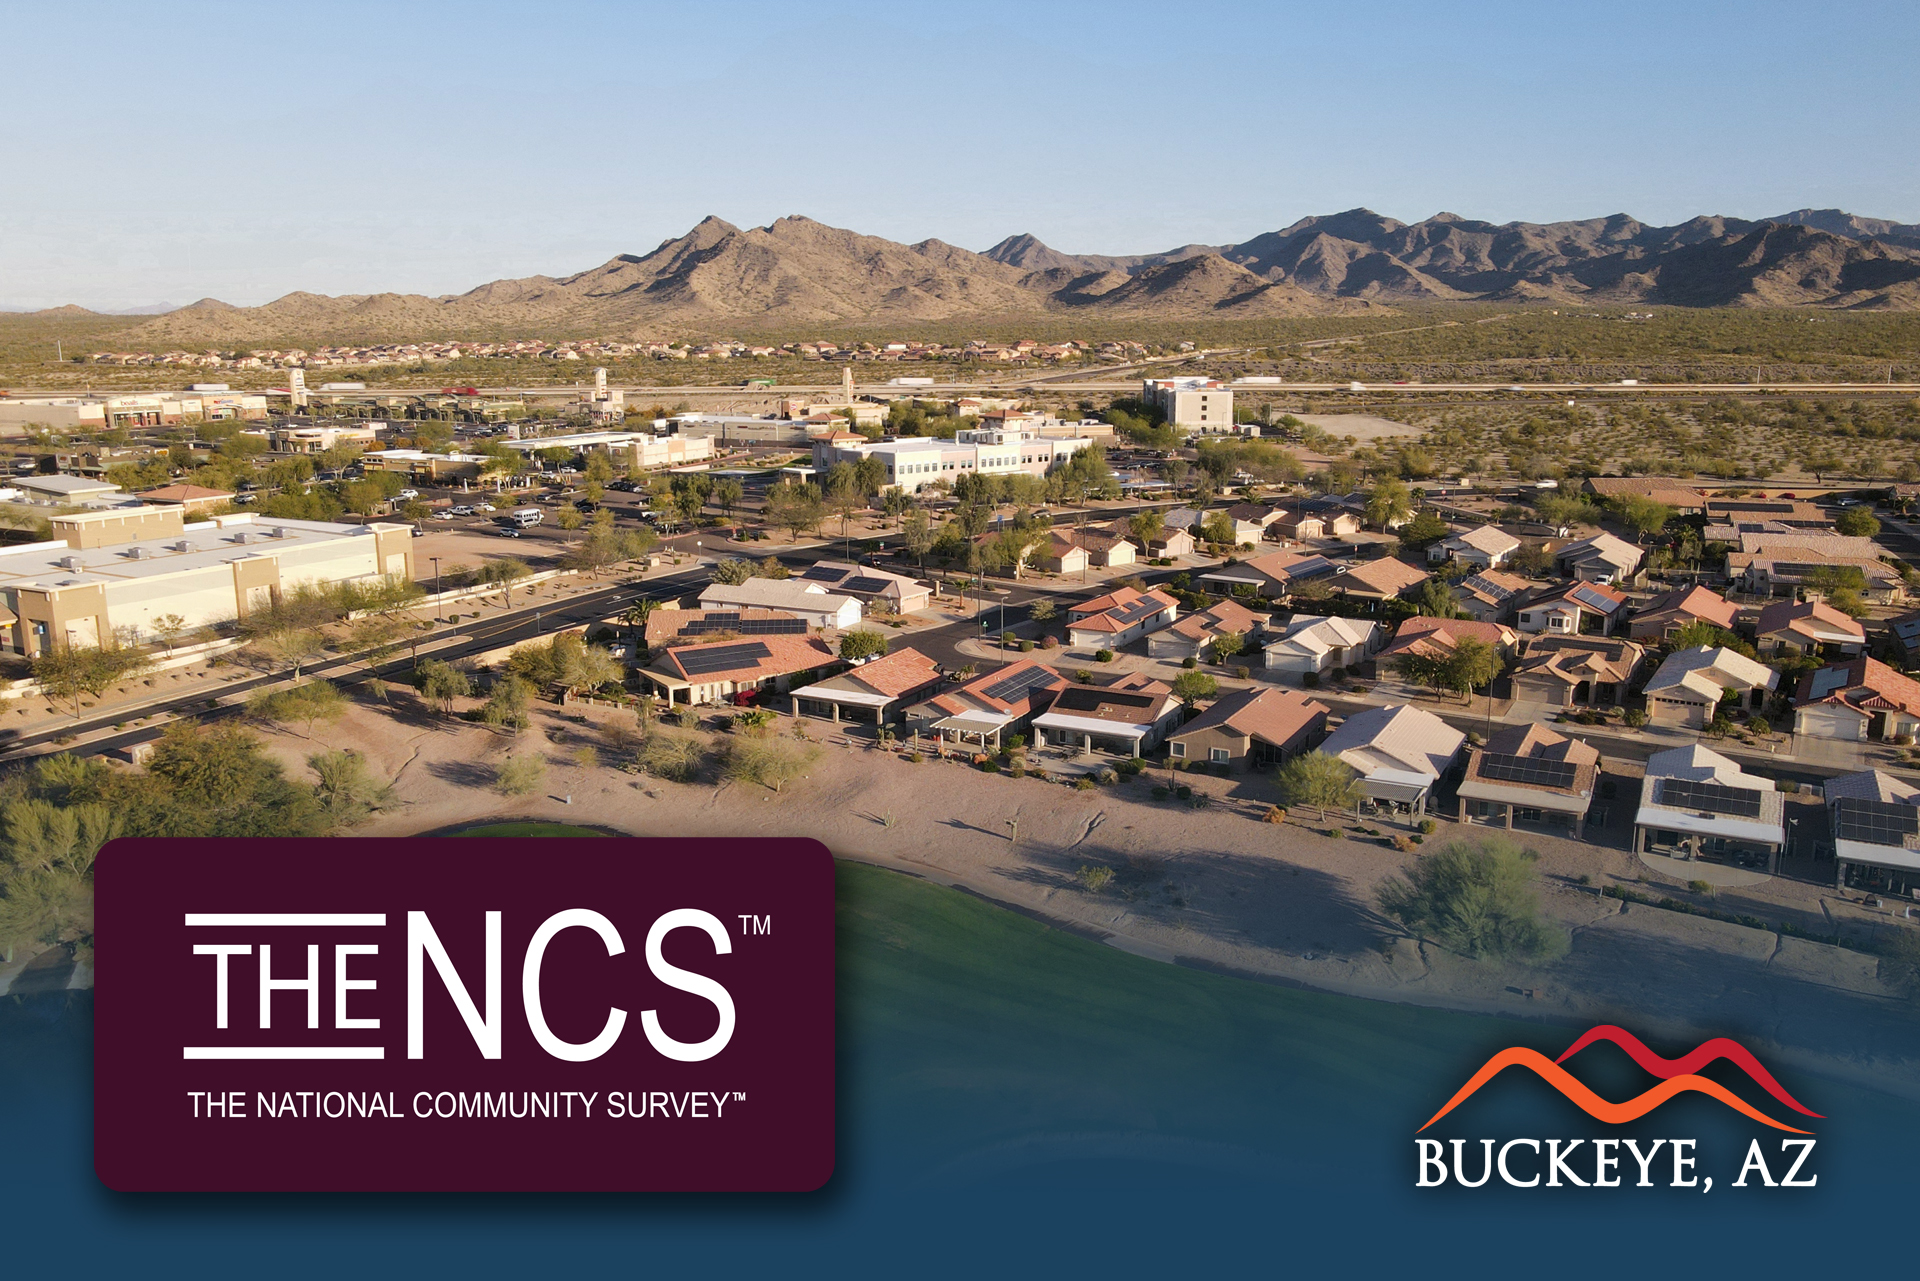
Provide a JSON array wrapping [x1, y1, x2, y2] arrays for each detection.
[[0, 391, 267, 432], [1318, 703, 1466, 821], [0, 509, 413, 655], [1141, 377, 1232, 432], [497, 431, 714, 471], [136, 484, 235, 515], [1633, 744, 1784, 871], [1455, 724, 1600, 837], [11, 474, 126, 507], [1642, 645, 1777, 728], [808, 425, 1094, 497], [789, 647, 943, 725], [1166, 687, 1329, 772]]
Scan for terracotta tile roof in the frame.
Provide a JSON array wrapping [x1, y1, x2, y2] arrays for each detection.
[[1796, 657, 1920, 718], [923, 658, 1065, 718], [1583, 476, 1707, 508], [1379, 615, 1516, 659], [138, 483, 234, 502], [1165, 598, 1266, 641], [1461, 724, 1600, 797], [1326, 556, 1428, 597], [1067, 586, 1179, 633], [1170, 687, 1329, 748], [839, 646, 942, 698], [655, 634, 836, 685], [1514, 635, 1645, 686], [1755, 599, 1866, 644], [1634, 584, 1738, 630]]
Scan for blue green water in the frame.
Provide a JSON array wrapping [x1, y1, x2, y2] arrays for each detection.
[[6, 861, 1918, 1277]]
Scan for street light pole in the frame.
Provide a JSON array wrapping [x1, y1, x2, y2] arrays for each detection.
[[431, 556, 442, 622]]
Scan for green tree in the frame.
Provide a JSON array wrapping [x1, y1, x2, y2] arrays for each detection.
[[1397, 509, 1451, 550], [711, 557, 753, 585], [33, 642, 152, 719], [901, 507, 934, 568], [1666, 618, 1758, 658], [712, 478, 744, 519], [1610, 495, 1673, 543], [1835, 507, 1881, 538], [1276, 750, 1363, 820], [1201, 512, 1237, 546], [246, 679, 347, 738], [1130, 509, 1165, 546], [1377, 836, 1563, 959], [726, 738, 821, 794], [478, 674, 532, 732], [1211, 630, 1246, 662], [414, 660, 472, 715], [151, 613, 189, 655], [1366, 478, 1414, 530], [479, 557, 531, 607], [1171, 669, 1219, 706], [765, 480, 826, 542], [839, 629, 889, 662], [1412, 576, 1465, 618], [494, 754, 546, 796], [306, 749, 393, 822]]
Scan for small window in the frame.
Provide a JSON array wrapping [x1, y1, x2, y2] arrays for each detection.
[[1209, 748, 1230, 764], [1169, 741, 1186, 758]]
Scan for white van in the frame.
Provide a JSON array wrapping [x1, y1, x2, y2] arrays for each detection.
[[511, 507, 543, 528]]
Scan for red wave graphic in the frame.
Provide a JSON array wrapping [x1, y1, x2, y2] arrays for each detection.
[[1417, 1047, 1812, 1135], [1555, 1025, 1822, 1118]]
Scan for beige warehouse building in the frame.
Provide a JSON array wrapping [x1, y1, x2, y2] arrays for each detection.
[[0, 508, 414, 655]]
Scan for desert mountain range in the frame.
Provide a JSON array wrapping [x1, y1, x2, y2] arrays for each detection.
[[80, 207, 1920, 344]]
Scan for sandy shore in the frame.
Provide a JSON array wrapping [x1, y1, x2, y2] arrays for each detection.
[[272, 690, 1920, 1099]]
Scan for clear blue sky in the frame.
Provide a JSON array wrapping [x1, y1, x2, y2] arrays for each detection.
[[4, 0, 1915, 308]]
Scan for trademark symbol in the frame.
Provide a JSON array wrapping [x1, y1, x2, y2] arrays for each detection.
[[737, 914, 771, 936], [734, 1092, 746, 1103]]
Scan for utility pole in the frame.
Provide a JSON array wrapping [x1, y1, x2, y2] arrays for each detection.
[[430, 556, 442, 622]]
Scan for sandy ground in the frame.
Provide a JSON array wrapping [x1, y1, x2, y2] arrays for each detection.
[[1289, 413, 1423, 443], [272, 692, 1920, 1099]]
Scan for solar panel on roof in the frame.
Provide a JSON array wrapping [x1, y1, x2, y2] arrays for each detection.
[[1477, 753, 1578, 790], [683, 616, 807, 636], [1832, 797, 1920, 847], [981, 665, 1059, 704], [676, 641, 773, 675], [841, 575, 893, 594], [1054, 688, 1155, 712], [1571, 585, 1617, 611], [1658, 777, 1765, 819], [1106, 595, 1166, 626], [800, 565, 846, 581]]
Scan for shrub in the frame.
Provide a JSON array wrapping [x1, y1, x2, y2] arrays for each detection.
[[1074, 669, 1095, 683], [1001, 630, 1017, 648], [1393, 835, 1419, 852], [1234, 666, 1251, 680], [1622, 708, 1648, 728], [1094, 648, 1115, 663], [1182, 656, 1198, 669], [1152, 785, 1170, 800], [1039, 635, 1059, 649], [1009, 763, 1026, 778], [1418, 818, 1438, 835], [1262, 805, 1287, 824], [1777, 778, 1799, 794], [1688, 879, 1715, 895], [1073, 776, 1096, 790], [494, 754, 546, 796], [1019, 639, 1034, 652], [1302, 671, 1319, 688], [1076, 864, 1116, 892], [638, 732, 705, 782], [1377, 836, 1565, 960], [1327, 827, 1346, 839], [726, 738, 821, 793], [1330, 666, 1348, 683], [1115, 759, 1145, 776], [1095, 766, 1118, 785], [980, 757, 1002, 773], [904, 751, 923, 763], [1176, 785, 1192, 801]]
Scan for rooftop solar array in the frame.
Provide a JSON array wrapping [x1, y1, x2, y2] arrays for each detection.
[[1831, 797, 1920, 847], [841, 576, 893, 595], [1477, 753, 1578, 790], [1570, 584, 1620, 612], [676, 641, 772, 675], [1658, 777, 1765, 819], [681, 616, 808, 637], [800, 565, 847, 582], [1054, 688, 1156, 712], [1105, 595, 1167, 626], [981, 665, 1060, 704]]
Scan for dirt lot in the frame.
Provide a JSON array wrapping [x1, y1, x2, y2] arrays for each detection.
[[285, 691, 1920, 1098]]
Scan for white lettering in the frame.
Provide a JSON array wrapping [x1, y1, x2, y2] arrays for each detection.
[[1735, 1139, 1777, 1187], [334, 944, 379, 1030], [258, 943, 320, 1030], [1781, 1139, 1818, 1187], [522, 909, 628, 1062], [1592, 1138, 1621, 1187], [641, 909, 736, 1063], [1624, 1138, 1667, 1187], [1450, 1138, 1494, 1187], [1546, 1139, 1589, 1187], [407, 911, 502, 1060], [1497, 1138, 1540, 1187], [193, 944, 250, 1029], [1416, 1139, 1447, 1186], [1672, 1139, 1698, 1187]]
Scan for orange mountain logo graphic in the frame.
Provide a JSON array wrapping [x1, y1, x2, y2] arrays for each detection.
[[1418, 1025, 1820, 1135]]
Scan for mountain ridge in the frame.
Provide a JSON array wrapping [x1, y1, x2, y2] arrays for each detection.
[[87, 207, 1920, 345]]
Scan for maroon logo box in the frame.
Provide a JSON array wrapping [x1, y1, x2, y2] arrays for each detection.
[[94, 837, 835, 1192]]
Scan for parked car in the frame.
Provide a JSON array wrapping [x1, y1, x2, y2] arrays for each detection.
[[433, 511, 457, 521], [495, 527, 522, 538], [450, 505, 475, 516], [474, 502, 496, 512], [232, 493, 258, 505], [397, 488, 420, 500]]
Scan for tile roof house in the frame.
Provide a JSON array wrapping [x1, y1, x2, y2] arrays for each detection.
[[1271, 509, 1329, 541], [1262, 615, 1381, 676], [1038, 530, 1090, 576], [1753, 600, 1866, 659], [1032, 672, 1183, 757], [905, 658, 1067, 750], [1455, 723, 1601, 836], [643, 607, 807, 650], [698, 577, 864, 629], [1581, 476, 1708, 513], [1196, 549, 1339, 600], [1147, 598, 1267, 662], [1427, 524, 1521, 569], [1065, 586, 1180, 647], [1627, 585, 1739, 643], [1511, 635, 1646, 708], [1727, 547, 1904, 602], [1452, 569, 1537, 623], [789, 646, 943, 725], [1166, 687, 1330, 771], [1703, 497, 1832, 528], [1553, 532, 1645, 585], [1318, 703, 1466, 818], [1889, 609, 1920, 660], [1516, 581, 1630, 637], [1323, 556, 1429, 603], [1378, 615, 1518, 663], [641, 634, 839, 707], [1642, 645, 1778, 728], [136, 483, 234, 514], [1633, 744, 1784, 868], [793, 560, 932, 614], [1793, 657, 1920, 742]]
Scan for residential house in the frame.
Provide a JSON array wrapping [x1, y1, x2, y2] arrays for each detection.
[[1160, 507, 1204, 535], [1452, 570, 1536, 623], [1146, 525, 1197, 558], [1166, 687, 1330, 772], [789, 646, 944, 725], [1824, 770, 1920, 893], [698, 578, 864, 629], [1633, 744, 1785, 869], [1628, 585, 1739, 644], [1455, 724, 1601, 837], [135, 483, 234, 515], [1581, 476, 1708, 514], [1037, 531, 1089, 576], [1324, 556, 1429, 604], [791, 560, 932, 615], [1428, 524, 1521, 569], [1065, 586, 1179, 648], [1197, 549, 1339, 600], [1553, 532, 1645, 585], [1378, 616, 1518, 664], [904, 658, 1066, 752], [1271, 509, 1328, 542], [1793, 658, 1920, 742], [1516, 581, 1630, 637], [642, 607, 807, 651], [1074, 527, 1137, 568], [1703, 497, 1833, 529], [1642, 645, 1778, 728], [1147, 599, 1267, 663], [1262, 615, 1381, 677], [1510, 635, 1646, 708], [1889, 609, 1920, 662], [1222, 503, 1283, 543], [1294, 495, 1366, 537], [1726, 532, 1903, 602], [640, 634, 839, 708], [1031, 672, 1183, 758], [1753, 600, 1866, 659], [1318, 704, 1466, 820]]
